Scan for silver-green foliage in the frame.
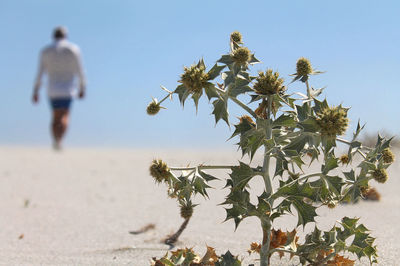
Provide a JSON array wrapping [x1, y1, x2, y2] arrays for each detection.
[[147, 32, 395, 265]]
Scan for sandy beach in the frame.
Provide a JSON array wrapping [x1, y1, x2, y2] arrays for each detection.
[[0, 147, 398, 265]]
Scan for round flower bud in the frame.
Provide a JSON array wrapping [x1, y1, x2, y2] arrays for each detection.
[[149, 159, 170, 183], [180, 204, 193, 219], [372, 168, 388, 183], [179, 64, 209, 94], [339, 154, 349, 165], [146, 101, 160, 115], [230, 31, 242, 43], [296, 57, 313, 77], [316, 106, 349, 138], [232, 47, 251, 65], [253, 69, 285, 96], [381, 148, 395, 164]]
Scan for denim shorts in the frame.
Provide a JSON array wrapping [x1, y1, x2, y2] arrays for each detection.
[[50, 98, 72, 110]]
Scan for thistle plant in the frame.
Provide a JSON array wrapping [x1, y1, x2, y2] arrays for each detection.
[[146, 32, 395, 265]]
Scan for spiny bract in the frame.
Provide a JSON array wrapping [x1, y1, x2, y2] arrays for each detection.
[[230, 31, 242, 43], [296, 57, 313, 77], [253, 69, 285, 95], [372, 168, 388, 183], [179, 64, 209, 94], [149, 159, 170, 183], [381, 148, 395, 164], [232, 47, 251, 65], [146, 101, 160, 115], [316, 106, 349, 137]]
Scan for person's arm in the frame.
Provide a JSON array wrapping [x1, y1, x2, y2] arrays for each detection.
[[32, 51, 45, 103], [75, 49, 86, 98]]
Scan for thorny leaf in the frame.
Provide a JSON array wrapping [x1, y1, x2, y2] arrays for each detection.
[[215, 251, 241, 266], [212, 97, 229, 125]]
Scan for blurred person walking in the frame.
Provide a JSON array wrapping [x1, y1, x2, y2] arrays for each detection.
[[32, 26, 86, 150]]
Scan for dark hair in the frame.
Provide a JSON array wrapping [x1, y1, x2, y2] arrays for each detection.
[[53, 27, 67, 40]]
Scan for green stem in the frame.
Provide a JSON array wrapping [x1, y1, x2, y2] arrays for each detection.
[[336, 137, 372, 151], [169, 165, 232, 171], [357, 149, 367, 159], [262, 96, 274, 195], [305, 80, 311, 99], [305, 80, 313, 116], [260, 95, 274, 266], [158, 92, 172, 104], [260, 219, 272, 266], [262, 153, 273, 195], [336, 138, 368, 159], [268, 248, 297, 256], [296, 172, 321, 183], [229, 96, 257, 118]]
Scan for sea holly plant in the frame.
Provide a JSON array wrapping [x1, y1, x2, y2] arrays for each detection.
[[146, 31, 395, 265]]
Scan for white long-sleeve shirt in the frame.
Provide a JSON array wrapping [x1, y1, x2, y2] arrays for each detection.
[[34, 39, 86, 99]]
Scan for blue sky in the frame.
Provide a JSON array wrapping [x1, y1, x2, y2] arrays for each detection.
[[0, 0, 399, 148]]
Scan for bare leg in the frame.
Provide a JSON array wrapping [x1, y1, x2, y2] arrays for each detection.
[[51, 109, 70, 149]]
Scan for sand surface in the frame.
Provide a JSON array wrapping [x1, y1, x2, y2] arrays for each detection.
[[0, 147, 399, 265]]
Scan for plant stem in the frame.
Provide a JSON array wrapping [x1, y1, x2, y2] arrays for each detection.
[[305, 80, 311, 100], [229, 96, 257, 118], [164, 217, 191, 245], [260, 219, 272, 266], [169, 165, 232, 171], [260, 95, 274, 266], [262, 95, 274, 195], [305, 80, 314, 116], [158, 92, 172, 104], [316, 251, 336, 265], [357, 149, 367, 159], [336, 138, 368, 159], [336, 137, 372, 151], [268, 248, 297, 256]]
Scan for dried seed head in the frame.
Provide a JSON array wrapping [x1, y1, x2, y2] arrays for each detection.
[[372, 168, 388, 183], [239, 115, 255, 126], [339, 154, 349, 164], [230, 31, 242, 43], [296, 57, 313, 76], [254, 100, 268, 119], [316, 106, 349, 137], [360, 186, 368, 194], [179, 64, 209, 94], [361, 186, 381, 201], [248, 242, 261, 254], [149, 159, 170, 183], [232, 47, 251, 65], [146, 101, 160, 115], [180, 204, 193, 219], [253, 69, 285, 96], [270, 229, 288, 249], [381, 148, 395, 164]]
